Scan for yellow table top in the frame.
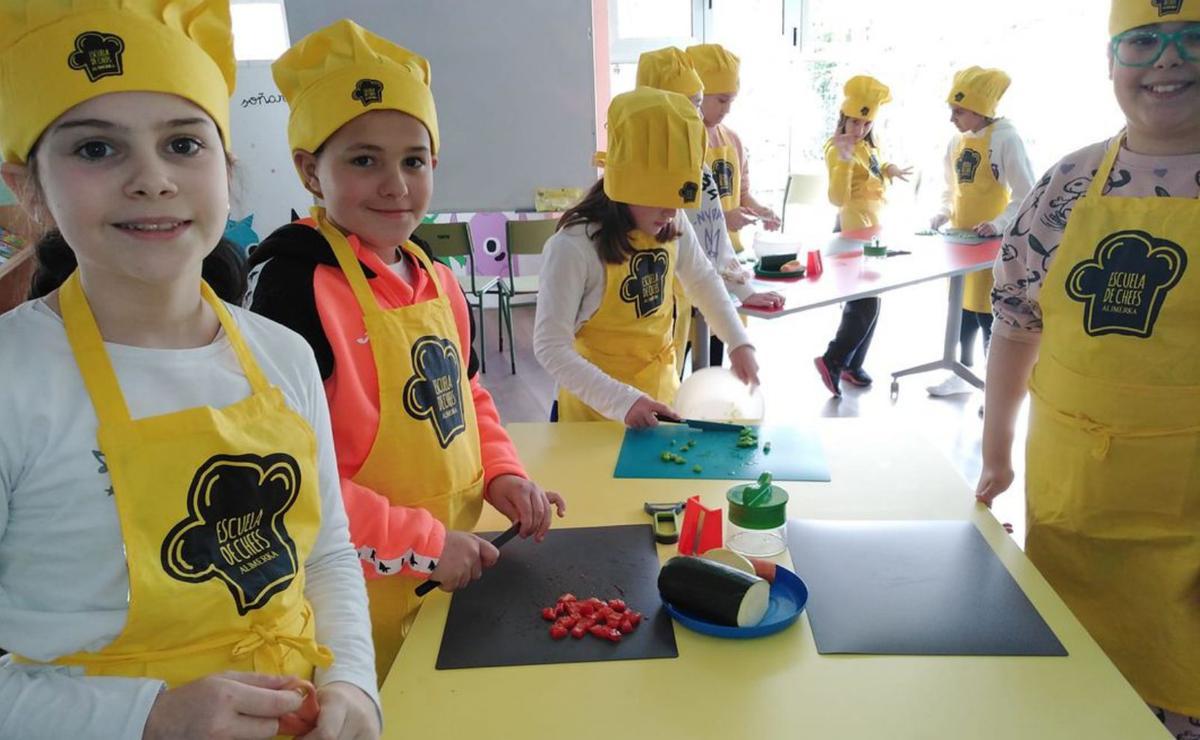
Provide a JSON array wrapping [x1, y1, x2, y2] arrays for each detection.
[[379, 420, 1168, 740]]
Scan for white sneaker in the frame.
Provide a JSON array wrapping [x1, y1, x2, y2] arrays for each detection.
[[926, 374, 975, 397]]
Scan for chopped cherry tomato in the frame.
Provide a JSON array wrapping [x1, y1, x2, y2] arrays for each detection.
[[578, 602, 595, 616], [607, 599, 627, 612], [588, 624, 609, 639], [541, 607, 557, 621], [560, 615, 579, 629], [559, 593, 577, 603], [627, 611, 642, 627], [605, 613, 622, 628], [570, 624, 587, 639], [618, 618, 634, 634], [554, 602, 568, 616], [550, 624, 568, 640], [600, 627, 622, 642]]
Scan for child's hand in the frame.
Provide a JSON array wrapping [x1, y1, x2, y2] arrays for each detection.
[[487, 474, 567, 541], [729, 345, 760, 388], [831, 133, 858, 161], [624, 396, 679, 428], [741, 291, 784, 311], [930, 213, 949, 230], [428, 531, 500, 591], [756, 208, 782, 231], [725, 207, 758, 230], [973, 221, 999, 237], [299, 681, 379, 740], [884, 163, 913, 182], [975, 463, 1014, 507], [143, 671, 303, 740]]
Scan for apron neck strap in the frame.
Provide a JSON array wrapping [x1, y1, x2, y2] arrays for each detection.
[[1086, 135, 1125, 199], [312, 206, 446, 315], [400, 240, 447, 300], [60, 271, 271, 426]]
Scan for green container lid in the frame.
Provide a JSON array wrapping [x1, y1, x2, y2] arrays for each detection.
[[726, 472, 788, 529], [863, 244, 887, 257]]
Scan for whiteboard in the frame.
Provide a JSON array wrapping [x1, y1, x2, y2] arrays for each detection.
[[284, 0, 598, 212], [229, 60, 314, 246]]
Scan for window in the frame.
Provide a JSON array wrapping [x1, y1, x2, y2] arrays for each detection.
[[230, 1, 290, 61]]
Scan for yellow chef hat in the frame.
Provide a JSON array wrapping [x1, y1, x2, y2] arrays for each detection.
[[637, 47, 703, 98], [840, 75, 892, 121], [947, 66, 1011, 118], [685, 43, 740, 95], [0, 0, 235, 164], [603, 87, 705, 210], [1110, 0, 1200, 36], [273, 19, 439, 156]]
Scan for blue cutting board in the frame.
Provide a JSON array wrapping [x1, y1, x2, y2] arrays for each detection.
[[613, 424, 830, 482]]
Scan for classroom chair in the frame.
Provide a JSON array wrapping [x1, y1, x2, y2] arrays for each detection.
[[781, 172, 829, 233], [413, 221, 499, 373], [495, 217, 558, 374]]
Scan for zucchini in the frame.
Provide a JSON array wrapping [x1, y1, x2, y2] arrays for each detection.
[[658, 556, 770, 627]]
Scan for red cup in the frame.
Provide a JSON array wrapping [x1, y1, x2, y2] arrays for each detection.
[[805, 250, 824, 277]]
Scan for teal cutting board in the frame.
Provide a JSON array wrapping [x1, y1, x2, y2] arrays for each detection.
[[613, 424, 830, 482]]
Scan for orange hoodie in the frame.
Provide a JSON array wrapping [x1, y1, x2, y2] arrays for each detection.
[[246, 220, 526, 580]]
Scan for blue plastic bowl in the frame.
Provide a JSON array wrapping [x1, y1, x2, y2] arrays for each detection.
[[662, 565, 808, 639]]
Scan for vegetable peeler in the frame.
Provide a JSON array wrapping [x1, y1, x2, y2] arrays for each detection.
[[643, 501, 685, 544]]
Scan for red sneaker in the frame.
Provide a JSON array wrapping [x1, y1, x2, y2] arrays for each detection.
[[813, 356, 842, 397]]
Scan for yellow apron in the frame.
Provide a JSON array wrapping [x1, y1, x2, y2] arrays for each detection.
[[1027, 137, 1200, 716], [315, 208, 484, 683], [950, 125, 1009, 313], [559, 231, 680, 421], [15, 272, 331, 688], [707, 124, 744, 252], [824, 138, 886, 231]]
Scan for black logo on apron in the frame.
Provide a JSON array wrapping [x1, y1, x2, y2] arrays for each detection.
[[955, 148, 982, 183], [403, 336, 467, 448], [712, 159, 735, 198], [1066, 229, 1188, 338], [161, 454, 302, 616], [868, 153, 882, 180], [619, 249, 670, 318], [352, 78, 384, 106], [1153, 0, 1183, 16], [68, 32, 124, 82]]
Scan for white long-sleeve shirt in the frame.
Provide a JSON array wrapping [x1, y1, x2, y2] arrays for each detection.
[[533, 219, 752, 422], [937, 118, 1036, 234], [0, 299, 379, 740], [688, 163, 755, 301]]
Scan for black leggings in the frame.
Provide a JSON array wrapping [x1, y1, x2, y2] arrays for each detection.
[[960, 309, 994, 366], [823, 297, 881, 372]]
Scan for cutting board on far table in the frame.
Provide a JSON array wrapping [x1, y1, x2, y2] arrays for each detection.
[[435, 524, 677, 670], [613, 423, 830, 482]]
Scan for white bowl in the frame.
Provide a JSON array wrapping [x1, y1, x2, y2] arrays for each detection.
[[674, 367, 765, 422]]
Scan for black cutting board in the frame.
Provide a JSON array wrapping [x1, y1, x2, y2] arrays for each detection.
[[435, 524, 678, 670], [788, 520, 1067, 656]]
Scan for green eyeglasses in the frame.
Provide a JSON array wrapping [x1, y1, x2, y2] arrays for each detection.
[[1111, 25, 1200, 67]]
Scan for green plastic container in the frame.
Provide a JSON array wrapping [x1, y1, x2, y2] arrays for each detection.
[[726, 472, 789, 557]]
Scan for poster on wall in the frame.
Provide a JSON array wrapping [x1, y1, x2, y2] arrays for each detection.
[[227, 61, 313, 254]]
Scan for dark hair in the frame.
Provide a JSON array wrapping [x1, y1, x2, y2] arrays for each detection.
[[837, 113, 877, 149], [28, 231, 247, 303], [557, 178, 682, 265]]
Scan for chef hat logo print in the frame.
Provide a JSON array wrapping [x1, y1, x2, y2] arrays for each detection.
[[68, 32, 125, 82], [619, 248, 670, 318], [955, 148, 982, 184], [712, 160, 735, 198], [352, 78, 384, 107], [860, 106, 870, 116], [160, 454, 303, 616], [1153, 0, 1184, 16], [1066, 229, 1188, 338], [678, 181, 699, 204], [402, 336, 467, 448], [954, 91, 966, 102]]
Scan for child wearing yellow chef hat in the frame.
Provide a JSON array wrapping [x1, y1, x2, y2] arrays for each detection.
[[0, 1, 380, 736], [245, 19, 565, 684], [636, 46, 784, 374], [814, 75, 912, 397], [980, 0, 1200, 730], [533, 87, 759, 427], [925, 66, 1036, 398]]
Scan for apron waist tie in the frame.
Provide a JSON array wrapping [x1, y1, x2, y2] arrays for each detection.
[[14, 623, 333, 672], [1031, 385, 1200, 460]]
